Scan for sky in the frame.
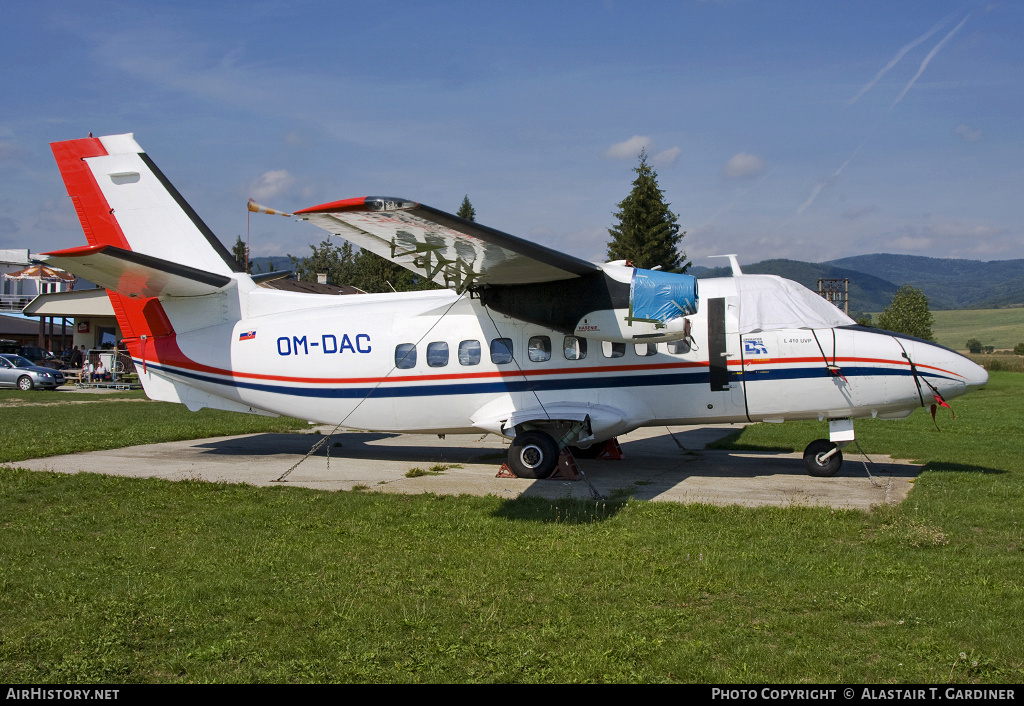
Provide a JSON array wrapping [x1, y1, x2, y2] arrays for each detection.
[[1, 0, 1021, 268]]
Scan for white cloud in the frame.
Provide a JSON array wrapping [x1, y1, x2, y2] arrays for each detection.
[[723, 152, 765, 179], [955, 124, 981, 142], [841, 205, 877, 221], [606, 135, 652, 160], [0, 141, 28, 164], [248, 170, 295, 201], [652, 147, 681, 166], [891, 235, 933, 251]]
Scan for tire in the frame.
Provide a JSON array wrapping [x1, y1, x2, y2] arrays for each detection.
[[17, 376, 33, 391], [507, 430, 560, 479], [803, 439, 842, 477]]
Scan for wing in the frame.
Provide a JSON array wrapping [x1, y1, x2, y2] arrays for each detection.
[[294, 197, 600, 292]]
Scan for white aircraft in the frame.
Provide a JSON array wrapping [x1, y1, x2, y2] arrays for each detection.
[[41, 133, 987, 479]]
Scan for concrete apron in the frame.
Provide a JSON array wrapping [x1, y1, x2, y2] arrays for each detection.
[[8, 425, 918, 511]]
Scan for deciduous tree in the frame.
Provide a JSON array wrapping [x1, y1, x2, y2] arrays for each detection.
[[876, 285, 934, 341], [231, 236, 252, 274]]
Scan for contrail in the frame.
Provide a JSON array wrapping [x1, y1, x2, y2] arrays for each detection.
[[848, 13, 955, 106], [797, 141, 866, 215], [890, 13, 971, 109]]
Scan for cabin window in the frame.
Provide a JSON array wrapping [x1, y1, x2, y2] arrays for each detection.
[[528, 336, 551, 362], [635, 343, 657, 357], [490, 338, 514, 364], [458, 340, 481, 366], [395, 343, 417, 369], [426, 341, 449, 367], [602, 341, 625, 358], [563, 336, 587, 360], [667, 339, 691, 354]]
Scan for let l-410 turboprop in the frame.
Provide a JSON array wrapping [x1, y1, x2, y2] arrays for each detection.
[[41, 133, 988, 479]]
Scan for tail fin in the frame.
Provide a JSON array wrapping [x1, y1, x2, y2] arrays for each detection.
[[50, 133, 243, 341], [51, 133, 241, 275]]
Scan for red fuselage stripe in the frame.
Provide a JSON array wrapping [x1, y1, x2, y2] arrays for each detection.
[[139, 352, 965, 386]]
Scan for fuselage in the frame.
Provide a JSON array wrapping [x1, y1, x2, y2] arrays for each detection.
[[141, 275, 988, 439]]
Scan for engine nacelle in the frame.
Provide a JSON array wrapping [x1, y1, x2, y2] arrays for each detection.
[[571, 262, 697, 343], [478, 261, 698, 343]]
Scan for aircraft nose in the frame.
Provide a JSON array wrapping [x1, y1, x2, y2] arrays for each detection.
[[914, 340, 988, 398], [960, 355, 989, 390]]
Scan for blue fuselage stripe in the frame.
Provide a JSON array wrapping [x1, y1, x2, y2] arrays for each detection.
[[141, 361, 957, 399]]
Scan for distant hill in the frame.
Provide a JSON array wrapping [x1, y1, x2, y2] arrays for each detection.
[[254, 249, 1022, 313], [249, 256, 295, 274], [824, 254, 1024, 310], [691, 254, 1024, 312]]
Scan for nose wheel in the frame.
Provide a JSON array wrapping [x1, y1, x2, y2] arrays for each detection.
[[803, 439, 843, 477]]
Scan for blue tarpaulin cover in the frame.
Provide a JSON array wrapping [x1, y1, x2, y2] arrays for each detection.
[[629, 269, 699, 323]]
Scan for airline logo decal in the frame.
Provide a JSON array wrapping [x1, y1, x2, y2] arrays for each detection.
[[744, 338, 770, 364]]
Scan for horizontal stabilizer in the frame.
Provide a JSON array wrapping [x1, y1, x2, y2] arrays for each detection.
[[39, 244, 233, 299]]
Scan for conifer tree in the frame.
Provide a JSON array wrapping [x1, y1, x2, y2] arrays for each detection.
[[457, 195, 476, 221], [607, 150, 689, 272]]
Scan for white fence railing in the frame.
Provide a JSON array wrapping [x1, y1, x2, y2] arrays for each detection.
[[0, 294, 34, 312]]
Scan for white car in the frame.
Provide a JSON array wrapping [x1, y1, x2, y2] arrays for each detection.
[[0, 354, 66, 390]]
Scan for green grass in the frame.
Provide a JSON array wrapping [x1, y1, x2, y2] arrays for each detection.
[[964, 352, 1024, 374], [931, 308, 1024, 351], [1, 378, 1023, 683], [0, 390, 309, 463]]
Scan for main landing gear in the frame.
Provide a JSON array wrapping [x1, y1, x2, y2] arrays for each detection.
[[501, 425, 625, 480], [802, 419, 854, 477], [507, 430, 560, 479]]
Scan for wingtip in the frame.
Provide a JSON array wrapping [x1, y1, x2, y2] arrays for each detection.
[[294, 196, 418, 215]]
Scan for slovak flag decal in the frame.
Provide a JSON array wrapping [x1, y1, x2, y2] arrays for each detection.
[[239, 330, 256, 341]]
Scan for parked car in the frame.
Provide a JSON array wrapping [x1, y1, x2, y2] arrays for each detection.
[[17, 346, 67, 370], [0, 354, 66, 390], [0, 341, 67, 370]]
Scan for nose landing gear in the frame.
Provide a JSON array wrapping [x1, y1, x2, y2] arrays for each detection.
[[802, 418, 855, 477], [803, 439, 843, 477]]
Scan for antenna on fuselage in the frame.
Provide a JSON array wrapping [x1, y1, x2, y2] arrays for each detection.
[[709, 254, 743, 276]]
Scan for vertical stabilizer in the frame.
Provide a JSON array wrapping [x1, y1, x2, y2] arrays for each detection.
[[51, 133, 241, 275], [50, 133, 245, 352]]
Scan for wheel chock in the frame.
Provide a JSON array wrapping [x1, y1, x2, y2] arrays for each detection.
[[494, 451, 582, 481], [496, 463, 517, 478], [595, 437, 624, 460], [551, 449, 581, 480]]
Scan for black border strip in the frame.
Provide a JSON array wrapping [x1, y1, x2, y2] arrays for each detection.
[[88, 245, 232, 288], [413, 203, 600, 278], [139, 152, 244, 273]]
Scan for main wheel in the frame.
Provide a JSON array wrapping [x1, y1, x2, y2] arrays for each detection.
[[508, 431, 560, 479], [803, 439, 842, 477], [17, 376, 33, 391]]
